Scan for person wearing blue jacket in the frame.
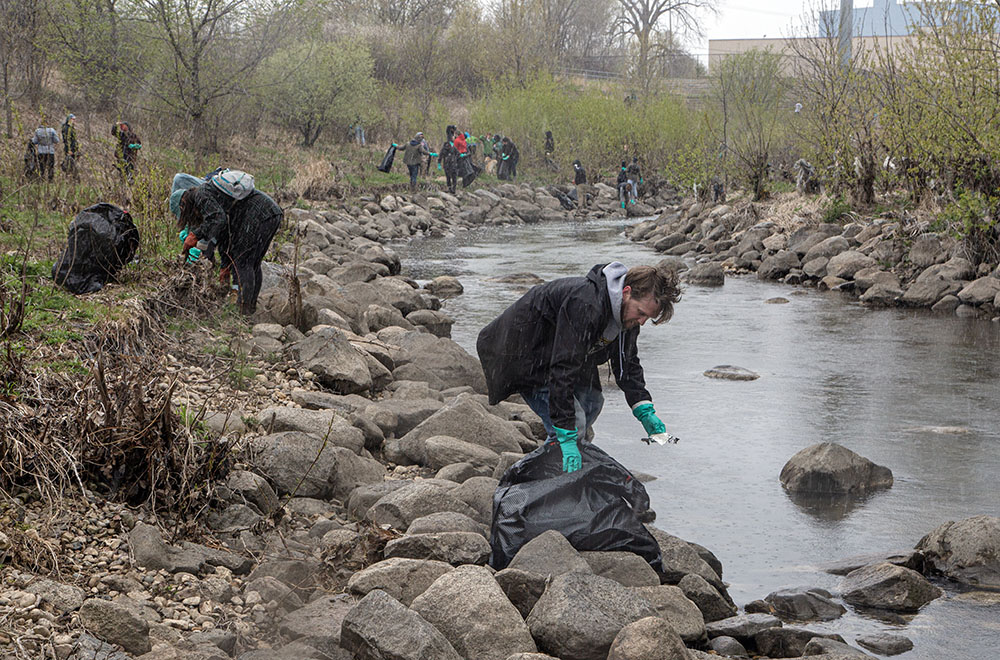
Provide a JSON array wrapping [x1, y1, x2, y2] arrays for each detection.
[[477, 262, 681, 473]]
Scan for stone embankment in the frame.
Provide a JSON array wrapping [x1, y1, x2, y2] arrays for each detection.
[[2, 184, 997, 660], [627, 198, 1000, 321]]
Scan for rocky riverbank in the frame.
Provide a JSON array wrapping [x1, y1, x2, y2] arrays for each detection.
[[627, 197, 1000, 321], [2, 183, 998, 660]]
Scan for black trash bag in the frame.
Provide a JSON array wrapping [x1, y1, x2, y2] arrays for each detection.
[[376, 144, 396, 173], [460, 159, 480, 187], [489, 440, 663, 574], [52, 203, 140, 294], [23, 141, 39, 180], [548, 186, 575, 210]]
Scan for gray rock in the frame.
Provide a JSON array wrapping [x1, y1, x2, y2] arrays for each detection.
[[803, 236, 850, 263], [508, 529, 593, 576], [703, 365, 759, 381], [802, 638, 875, 657], [279, 593, 355, 657], [853, 268, 901, 293], [367, 398, 445, 436], [495, 568, 548, 619], [245, 576, 303, 612], [129, 522, 251, 575], [346, 557, 453, 606], [251, 432, 384, 500], [754, 626, 845, 658], [424, 275, 464, 297], [436, 462, 488, 482], [411, 565, 537, 660], [257, 409, 366, 454], [686, 262, 725, 286], [582, 551, 661, 587], [392, 332, 487, 392], [709, 635, 748, 657], [764, 587, 846, 621], [631, 585, 707, 643], [407, 511, 488, 537], [803, 257, 829, 279], [704, 613, 782, 644], [915, 256, 974, 283], [818, 549, 925, 576], [957, 276, 1000, 305], [526, 572, 658, 660], [856, 632, 914, 656], [188, 629, 238, 655], [450, 475, 499, 525], [757, 251, 801, 280], [224, 470, 280, 515], [424, 435, 501, 471], [841, 561, 942, 611], [504, 655, 559, 660], [901, 278, 963, 306], [79, 598, 152, 656], [69, 632, 131, 660], [916, 515, 1000, 588], [859, 283, 903, 306], [399, 397, 524, 465], [248, 559, 324, 593], [678, 573, 736, 622], [363, 302, 415, 332], [826, 250, 876, 280], [25, 577, 85, 614], [908, 234, 946, 267], [818, 275, 847, 291], [493, 452, 526, 479], [646, 526, 723, 589], [384, 531, 491, 565], [366, 481, 479, 530], [931, 294, 962, 313], [780, 443, 893, 495], [347, 480, 409, 519], [340, 589, 462, 660], [606, 616, 693, 660], [289, 328, 372, 394], [407, 309, 454, 337]]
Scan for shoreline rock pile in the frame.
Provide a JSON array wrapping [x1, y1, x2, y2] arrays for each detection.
[[628, 198, 1000, 321], [1, 185, 997, 659]]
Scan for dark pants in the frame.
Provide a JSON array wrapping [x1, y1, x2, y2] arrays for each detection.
[[38, 153, 54, 181], [224, 212, 282, 315], [407, 163, 420, 187], [520, 386, 605, 442], [445, 169, 457, 193]]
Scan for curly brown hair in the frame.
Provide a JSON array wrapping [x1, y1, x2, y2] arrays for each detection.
[[177, 189, 201, 230], [625, 264, 682, 324]]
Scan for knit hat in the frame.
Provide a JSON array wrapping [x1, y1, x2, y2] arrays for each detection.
[[169, 189, 185, 218]]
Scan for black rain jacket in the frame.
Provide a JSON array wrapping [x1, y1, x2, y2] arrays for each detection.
[[476, 263, 651, 430]]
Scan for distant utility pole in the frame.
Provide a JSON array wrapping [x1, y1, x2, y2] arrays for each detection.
[[838, 0, 853, 68]]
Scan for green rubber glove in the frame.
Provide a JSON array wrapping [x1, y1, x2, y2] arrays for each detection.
[[554, 426, 582, 473], [178, 228, 188, 243], [632, 403, 666, 436], [186, 246, 201, 263]]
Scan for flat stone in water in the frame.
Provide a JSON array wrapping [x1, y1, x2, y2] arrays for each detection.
[[856, 631, 914, 656], [765, 297, 790, 304], [487, 273, 545, 285], [905, 425, 970, 434], [704, 365, 760, 381]]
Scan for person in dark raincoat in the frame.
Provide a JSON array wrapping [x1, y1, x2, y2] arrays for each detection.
[[177, 182, 283, 315], [397, 132, 428, 192], [439, 125, 459, 194], [476, 262, 681, 473], [498, 137, 519, 180], [61, 114, 79, 177], [112, 121, 141, 180]]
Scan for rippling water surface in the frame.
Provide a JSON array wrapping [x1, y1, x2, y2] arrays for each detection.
[[392, 217, 1000, 659]]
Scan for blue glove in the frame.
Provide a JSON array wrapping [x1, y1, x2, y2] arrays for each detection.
[[186, 246, 201, 263], [392, 143, 398, 148], [632, 403, 666, 436], [554, 426, 582, 473], [178, 228, 188, 243]]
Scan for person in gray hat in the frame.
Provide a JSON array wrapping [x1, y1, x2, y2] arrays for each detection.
[[395, 131, 429, 193]]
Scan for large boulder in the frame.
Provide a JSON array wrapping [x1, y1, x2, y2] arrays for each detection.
[[495, 568, 549, 619], [398, 397, 524, 466], [840, 562, 942, 612], [646, 527, 723, 589], [582, 551, 661, 587], [526, 572, 658, 660], [704, 613, 782, 646], [900, 278, 962, 307], [79, 598, 152, 656], [383, 531, 491, 565], [915, 256, 974, 283], [279, 593, 355, 658], [803, 236, 850, 263], [677, 573, 735, 622], [339, 589, 462, 660], [764, 587, 846, 621], [606, 616, 693, 660], [252, 432, 385, 500], [754, 627, 846, 658], [366, 481, 479, 530], [826, 251, 876, 280], [256, 410, 365, 454], [423, 435, 501, 472], [686, 262, 725, 286], [289, 328, 372, 394], [779, 443, 892, 495], [346, 557, 454, 606], [757, 251, 801, 280], [366, 398, 444, 436], [392, 332, 487, 392], [916, 515, 1000, 588], [410, 566, 537, 660], [507, 529, 593, 576], [631, 585, 707, 643], [908, 234, 947, 268], [957, 277, 1000, 306]]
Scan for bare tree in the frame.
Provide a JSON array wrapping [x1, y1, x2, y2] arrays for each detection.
[[0, 0, 49, 137], [612, 0, 715, 94], [125, 0, 299, 152]]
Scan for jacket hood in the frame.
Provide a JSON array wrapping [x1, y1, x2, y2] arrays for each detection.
[[602, 262, 627, 325], [409, 138, 421, 146]]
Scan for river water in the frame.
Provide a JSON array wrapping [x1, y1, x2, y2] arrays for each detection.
[[392, 216, 1000, 659]]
